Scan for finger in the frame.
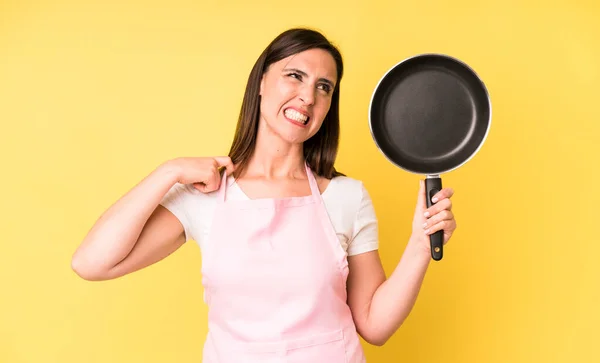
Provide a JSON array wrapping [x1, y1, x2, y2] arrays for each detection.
[[192, 182, 207, 192], [195, 182, 218, 193], [425, 219, 455, 236], [423, 210, 454, 230], [193, 180, 215, 193], [193, 170, 221, 193], [208, 170, 222, 191], [213, 156, 236, 176], [424, 197, 452, 217], [431, 187, 454, 203]]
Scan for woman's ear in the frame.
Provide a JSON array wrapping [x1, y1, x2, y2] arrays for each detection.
[[260, 73, 266, 96]]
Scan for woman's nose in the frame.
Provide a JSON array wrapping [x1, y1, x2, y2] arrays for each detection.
[[298, 85, 315, 106]]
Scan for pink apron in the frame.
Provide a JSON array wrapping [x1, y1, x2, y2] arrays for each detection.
[[200, 162, 367, 362]]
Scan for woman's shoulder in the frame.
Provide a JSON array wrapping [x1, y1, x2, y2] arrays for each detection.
[[322, 175, 379, 255], [325, 175, 368, 196], [322, 174, 373, 213]]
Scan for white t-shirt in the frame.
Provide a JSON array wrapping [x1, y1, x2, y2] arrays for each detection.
[[159, 175, 379, 257]]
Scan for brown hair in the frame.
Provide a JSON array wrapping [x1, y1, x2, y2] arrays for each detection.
[[227, 27, 345, 179]]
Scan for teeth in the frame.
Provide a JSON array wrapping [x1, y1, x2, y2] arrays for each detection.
[[284, 109, 309, 124]]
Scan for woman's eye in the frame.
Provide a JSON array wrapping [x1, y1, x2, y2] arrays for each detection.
[[288, 72, 301, 80], [318, 84, 331, 93]]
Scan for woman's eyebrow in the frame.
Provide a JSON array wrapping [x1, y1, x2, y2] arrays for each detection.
[[282, 67, 335, 87]]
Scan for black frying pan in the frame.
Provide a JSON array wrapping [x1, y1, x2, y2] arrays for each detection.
[[369, 53, 491, 261]]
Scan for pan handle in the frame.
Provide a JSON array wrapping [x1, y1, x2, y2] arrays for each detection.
[[425, 176, 444, 261]]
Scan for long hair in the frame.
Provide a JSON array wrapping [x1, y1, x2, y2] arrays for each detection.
[[227, 28, 345, 179]]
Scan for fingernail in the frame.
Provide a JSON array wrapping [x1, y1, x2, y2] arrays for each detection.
[[432, 197, 438, 203], [424, 229, 430, 235], [422, 222, 427, 228], [424, 211, 430, 217]]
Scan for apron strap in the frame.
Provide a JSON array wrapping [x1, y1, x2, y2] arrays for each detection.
[[218, 163, 319, 202], [217, 169, 228, 203], [305, 162, 321, 200]]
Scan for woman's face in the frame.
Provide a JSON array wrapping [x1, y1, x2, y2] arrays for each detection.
[[259, 48, 338, 145]]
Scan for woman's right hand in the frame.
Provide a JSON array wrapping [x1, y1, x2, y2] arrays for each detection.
[[166, 156, 236, 193]]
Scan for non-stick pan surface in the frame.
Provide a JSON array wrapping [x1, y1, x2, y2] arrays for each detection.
[[369, 54, 491, 175], [369, 54, 491, 261]]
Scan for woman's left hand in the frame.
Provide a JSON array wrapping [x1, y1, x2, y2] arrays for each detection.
[[411, 179, 457, 249]]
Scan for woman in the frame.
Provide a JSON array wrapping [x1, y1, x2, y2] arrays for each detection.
[[72, 28, 457, 362]]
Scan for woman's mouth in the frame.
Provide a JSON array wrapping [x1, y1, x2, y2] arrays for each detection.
[[284, 108, 310, 126]]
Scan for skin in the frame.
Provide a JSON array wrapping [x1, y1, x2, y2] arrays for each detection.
[[71, 48, 457, 347], [233, 48, 338, 197]]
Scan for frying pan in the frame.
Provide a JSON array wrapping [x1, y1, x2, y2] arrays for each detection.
[[368, 53, 491, 261]]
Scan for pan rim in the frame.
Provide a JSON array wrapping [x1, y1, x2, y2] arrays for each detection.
[[367, 52, 493, 176]]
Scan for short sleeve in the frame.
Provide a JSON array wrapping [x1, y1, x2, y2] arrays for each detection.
[[347, 183, 379, 256], [159, 183, 195, 242]]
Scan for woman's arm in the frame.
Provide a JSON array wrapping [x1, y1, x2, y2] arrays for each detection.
[[346, 181, 456, 346], [346, 241, 430, 346], [71, 162, 185, 281], [71, 156, 234, 281]]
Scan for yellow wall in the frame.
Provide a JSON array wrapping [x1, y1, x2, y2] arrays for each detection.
[[1, 0, 598, 362]]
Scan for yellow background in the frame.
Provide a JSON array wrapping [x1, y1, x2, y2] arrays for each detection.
[[1, 0, 598, 362]]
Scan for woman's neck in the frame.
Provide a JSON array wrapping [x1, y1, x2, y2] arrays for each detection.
[[242, 119, 306, 180]]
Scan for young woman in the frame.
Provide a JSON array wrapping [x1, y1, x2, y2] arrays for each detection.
[[72, 27, 457, 362]]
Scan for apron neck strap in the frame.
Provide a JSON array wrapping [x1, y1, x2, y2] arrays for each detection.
[[218, 170, 228, 203], [218, 162, 320, 202], [305, 161, 321, 199]]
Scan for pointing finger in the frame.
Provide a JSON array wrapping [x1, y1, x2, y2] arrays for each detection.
[[213, 156, 236, 176]]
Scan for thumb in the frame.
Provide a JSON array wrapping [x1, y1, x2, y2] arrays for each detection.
[[213, 156, 236, 176], [416, 179, 426, 213]]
